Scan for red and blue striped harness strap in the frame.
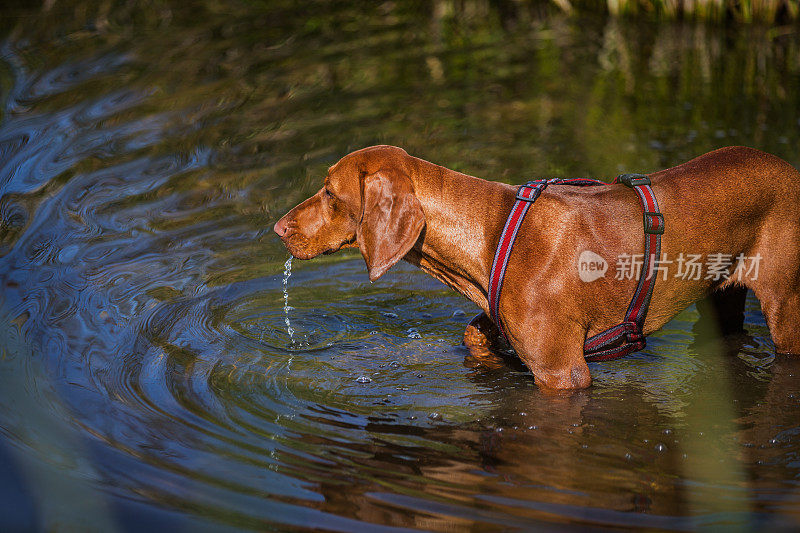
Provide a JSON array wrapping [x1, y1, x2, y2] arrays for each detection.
[[487, 174, 664, 362]]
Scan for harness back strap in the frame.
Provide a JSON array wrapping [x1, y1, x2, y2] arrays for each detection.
[[487, 174, 664, 362]]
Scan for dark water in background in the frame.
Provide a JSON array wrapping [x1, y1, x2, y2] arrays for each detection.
[[1, 1, 800, 530]]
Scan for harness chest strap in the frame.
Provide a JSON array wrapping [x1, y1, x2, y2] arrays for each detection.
[[487, 174, 665, 362]]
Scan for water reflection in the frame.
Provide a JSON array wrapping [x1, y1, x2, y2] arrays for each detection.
[[0, 0, 799, 529]]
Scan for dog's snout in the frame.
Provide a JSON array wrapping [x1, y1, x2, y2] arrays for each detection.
[[273, 217, 288, 237]]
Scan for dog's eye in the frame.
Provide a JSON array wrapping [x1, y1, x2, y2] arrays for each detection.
[[323, 188, 335, 199]]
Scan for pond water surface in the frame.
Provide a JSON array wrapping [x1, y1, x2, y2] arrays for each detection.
[[1, 1, 800, 530]]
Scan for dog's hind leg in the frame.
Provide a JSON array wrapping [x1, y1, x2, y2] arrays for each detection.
[[757, 289, 800, 354], [746, 242, 800, 354]]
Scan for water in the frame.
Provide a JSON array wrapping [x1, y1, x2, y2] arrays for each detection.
[[1, 1, 799, 530], [282, 256, 295, 345]]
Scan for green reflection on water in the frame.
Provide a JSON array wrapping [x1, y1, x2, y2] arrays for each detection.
[[1, 0, 800, 530]]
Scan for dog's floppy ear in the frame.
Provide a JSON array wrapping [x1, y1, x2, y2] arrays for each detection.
[[357, 168, 425, 281]]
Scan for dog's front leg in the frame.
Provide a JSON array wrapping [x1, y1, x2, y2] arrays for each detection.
[[462, 312, 506, 368], [463, 312, 500, 347], [509, 315, 592, 390]]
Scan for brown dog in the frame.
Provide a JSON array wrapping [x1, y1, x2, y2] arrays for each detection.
[[274, 145, 800, 389]]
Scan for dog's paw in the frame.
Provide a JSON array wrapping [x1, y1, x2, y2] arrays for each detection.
[[463, 324, 490, 348]]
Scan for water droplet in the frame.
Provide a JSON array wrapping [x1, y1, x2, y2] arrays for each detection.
[[625, 452, 633, 461], [382, 311, 399, 319], [529, 425, 538, 430], [355, 376, 371, 383], [282, 257, 295, 343], [389, 361, 400, 368], [662, 429, 672, 435], [452, 309, 465, 318], [769, 438, 779, 445], [428, 412, 441, 421], [408, 331, 422, 339], [655, 443, 667, 452]]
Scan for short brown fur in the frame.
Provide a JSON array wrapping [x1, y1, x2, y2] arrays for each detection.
[[274, 145, 800, 390]]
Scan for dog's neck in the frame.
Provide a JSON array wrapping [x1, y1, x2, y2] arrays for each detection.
[[403, 158, 512, 315]]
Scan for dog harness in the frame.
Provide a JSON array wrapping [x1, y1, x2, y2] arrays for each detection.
[[487, 174, 664, 362]]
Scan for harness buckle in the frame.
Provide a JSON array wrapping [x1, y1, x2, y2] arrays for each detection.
[[643, 211, 665, 234], [625, 329, 643, 345], [617, 173, 651, 188], [622, 323, 646, 348], [516, 181, 545, 201]]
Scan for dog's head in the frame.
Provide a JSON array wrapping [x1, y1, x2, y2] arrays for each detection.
[[274, 145, 426, 281]]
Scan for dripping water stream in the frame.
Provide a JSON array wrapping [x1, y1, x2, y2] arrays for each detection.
[[282, 256, 295, 346]]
